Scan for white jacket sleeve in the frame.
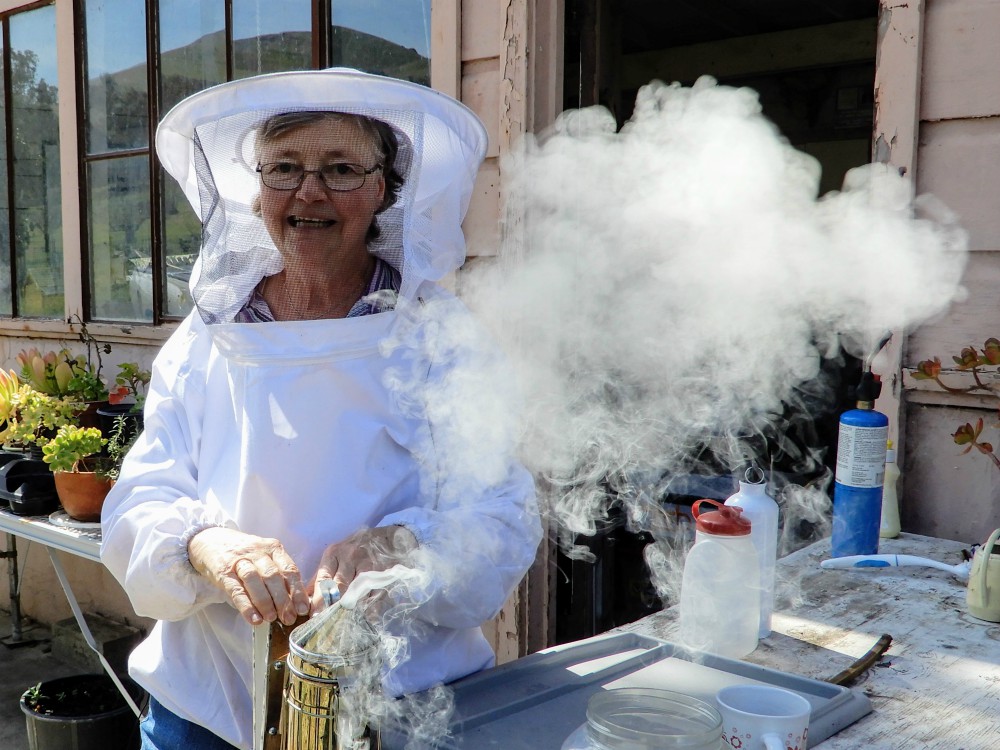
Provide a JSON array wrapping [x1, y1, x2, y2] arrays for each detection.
[[375, 295, 543, 629], [377, 462, 541, 629], [100, 316, 235, 621]]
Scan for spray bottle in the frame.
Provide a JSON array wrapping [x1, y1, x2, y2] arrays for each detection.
[[831, 348, 889, 557], [725, 464, 779, 638]]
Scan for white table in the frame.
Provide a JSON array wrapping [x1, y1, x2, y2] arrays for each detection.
[[0, 508, 141, 716], [618, 532, 1000, 749]]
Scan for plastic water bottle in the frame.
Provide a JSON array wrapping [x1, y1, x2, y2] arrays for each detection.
[[832, 371, 888, 557], [679, 499, 760, 658], [725, 467, 779, 638]]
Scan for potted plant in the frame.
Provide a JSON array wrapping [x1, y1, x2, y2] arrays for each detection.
[[101, 411, 141, 484], [41, 424, 111, 522], [0, 386, 81, 515], [15, 346, 107, 401], [4, 385, 82, 457], [14, 348, 71, 397], [0, 370, 56, 515], [14, 318, 121, 431], [15, 346, 108, 430], [21, 674, 142, 750], [98, 361, 151, 440]]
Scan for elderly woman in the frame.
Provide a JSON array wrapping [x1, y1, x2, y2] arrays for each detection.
[[101, 69, 541, 750]]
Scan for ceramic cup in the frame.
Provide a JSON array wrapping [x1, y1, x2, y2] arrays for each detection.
[[716, 684, 811, 750]]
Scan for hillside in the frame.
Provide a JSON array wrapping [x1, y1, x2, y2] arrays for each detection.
[[99, 26, 429, 115]]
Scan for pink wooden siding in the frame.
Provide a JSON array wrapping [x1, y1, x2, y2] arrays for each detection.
[[900, 0, 1000, 543]]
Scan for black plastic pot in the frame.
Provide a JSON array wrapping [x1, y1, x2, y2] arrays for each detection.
[[0, 458, 58, 516], [96, 403, 144, 443], [20, 674, 143, 750], [0, 449, 23, 474]]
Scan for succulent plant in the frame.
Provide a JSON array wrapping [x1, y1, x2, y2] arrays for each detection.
[[4, 386, 82, 449], [913, 337, 1000, 472], [41, 425, 107, 473]]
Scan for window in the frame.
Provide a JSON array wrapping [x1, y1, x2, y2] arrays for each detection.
[[77, 0, 431, 324], [328, 0, 432, 81], [0, 4, 62, 318]]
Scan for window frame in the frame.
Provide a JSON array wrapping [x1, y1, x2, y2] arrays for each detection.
[[0, 0, 68, 318], [0, 0, 450, 341]]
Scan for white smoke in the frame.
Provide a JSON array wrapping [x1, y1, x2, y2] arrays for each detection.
[[463, 75, 967, 560]]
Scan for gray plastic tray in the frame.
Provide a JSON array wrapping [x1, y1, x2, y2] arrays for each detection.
[[384, 632, 871, 748]]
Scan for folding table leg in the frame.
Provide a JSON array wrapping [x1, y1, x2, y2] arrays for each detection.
[[0, 533, 35, 647], [46, 548, 141, 717]]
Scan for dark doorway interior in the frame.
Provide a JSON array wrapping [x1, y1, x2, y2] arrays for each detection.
[[555, 0, 879, 645]]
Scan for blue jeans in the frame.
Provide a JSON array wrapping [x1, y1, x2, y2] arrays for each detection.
[[140, 696, 239, 750]]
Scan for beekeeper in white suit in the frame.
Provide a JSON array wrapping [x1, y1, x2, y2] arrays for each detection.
[[100, 69, 542, 750]]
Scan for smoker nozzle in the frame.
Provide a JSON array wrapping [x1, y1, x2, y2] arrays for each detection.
[[851, 370, 882, 405]]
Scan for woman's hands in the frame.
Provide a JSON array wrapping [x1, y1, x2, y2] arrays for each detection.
[[187, 527, 311, 626], [309, 525, 418, 612], [186, 525, 417, 623]]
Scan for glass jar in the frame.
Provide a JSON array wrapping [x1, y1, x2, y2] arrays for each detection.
[[561, 688, 723, 750]]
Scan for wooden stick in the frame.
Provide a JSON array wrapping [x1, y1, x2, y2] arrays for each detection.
[[827, 633, 893, 686]]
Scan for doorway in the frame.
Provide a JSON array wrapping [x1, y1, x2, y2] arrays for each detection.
[[554, 0, 880, 645]]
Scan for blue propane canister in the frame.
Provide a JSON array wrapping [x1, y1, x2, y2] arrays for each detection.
[[831, 371, 889, 558]]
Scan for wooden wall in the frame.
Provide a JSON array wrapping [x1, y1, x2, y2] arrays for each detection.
[[898, 0, 1000, 544], [455, 0, 563, 661]]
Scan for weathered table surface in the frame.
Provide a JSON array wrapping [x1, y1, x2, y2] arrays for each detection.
[[617, 532, 1000, 749]]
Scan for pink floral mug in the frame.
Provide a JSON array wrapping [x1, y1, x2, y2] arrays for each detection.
[[716, 684, 810, 750]]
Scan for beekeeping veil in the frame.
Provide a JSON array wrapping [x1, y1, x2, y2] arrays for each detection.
[[156, 69, 488, 324]]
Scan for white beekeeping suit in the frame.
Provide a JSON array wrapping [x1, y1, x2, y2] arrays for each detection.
[[100, 69, 541, 750]]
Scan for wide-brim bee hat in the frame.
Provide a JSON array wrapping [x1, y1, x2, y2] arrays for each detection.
[[156, 68, 488, 324]]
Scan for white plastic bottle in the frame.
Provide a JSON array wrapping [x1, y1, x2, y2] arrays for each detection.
[[879, 440, 901, 539], [725, 470, 779, 638], [679, 500, 760, 658]]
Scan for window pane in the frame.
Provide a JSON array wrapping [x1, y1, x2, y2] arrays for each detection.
[[330, 0, 430, 85], [232, 0, 311, 79], [160, 175, 196, 317], [159, 0, 226, 115], [11, 6, 63, 317], [88, 156, 152, 322], [84, 0, 149, 153]]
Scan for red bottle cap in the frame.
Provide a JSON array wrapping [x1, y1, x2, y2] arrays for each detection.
[[692, 499, 751, 536]]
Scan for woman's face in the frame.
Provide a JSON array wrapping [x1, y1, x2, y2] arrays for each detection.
[[257, 117, 385, 267]]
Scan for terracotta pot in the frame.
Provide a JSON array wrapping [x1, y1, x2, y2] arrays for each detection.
[[53, 471, 114, 522]]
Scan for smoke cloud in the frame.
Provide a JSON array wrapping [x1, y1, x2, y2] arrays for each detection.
[[463, 75, 967, 564]]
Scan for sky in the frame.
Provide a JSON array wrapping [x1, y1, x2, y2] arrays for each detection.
[[10, 4, 59, 86]]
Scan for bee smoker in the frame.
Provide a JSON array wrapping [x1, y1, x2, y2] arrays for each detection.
[[253, 591, 382, 750]]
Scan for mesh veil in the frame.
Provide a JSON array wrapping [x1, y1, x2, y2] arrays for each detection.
[[155, 69, 489, 324]]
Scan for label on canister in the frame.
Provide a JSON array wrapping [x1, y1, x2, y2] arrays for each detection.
[[835, 422, 889, 488]]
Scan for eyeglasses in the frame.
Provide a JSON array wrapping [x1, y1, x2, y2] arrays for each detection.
[[256, 161, 382, 192]]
